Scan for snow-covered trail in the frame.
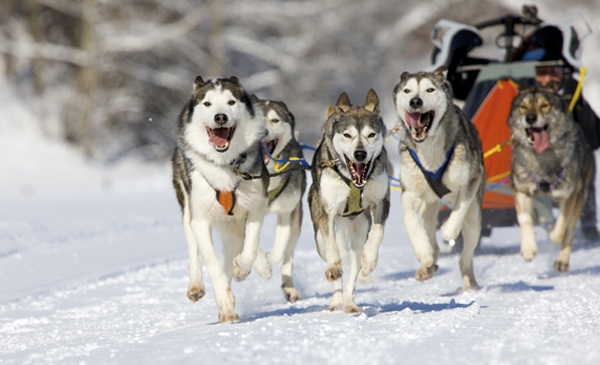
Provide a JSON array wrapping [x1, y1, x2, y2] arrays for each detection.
[[2, 184, 600, 364]]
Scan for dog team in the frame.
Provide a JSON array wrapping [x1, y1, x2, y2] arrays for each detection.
[[171, 67, 591, 322]]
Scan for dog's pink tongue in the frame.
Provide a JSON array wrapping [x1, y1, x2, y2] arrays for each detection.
[[405, 112, 423, 128], [353, 162, 365, 177], [209, 128, 229, 146], [531, 128, 549, 153]]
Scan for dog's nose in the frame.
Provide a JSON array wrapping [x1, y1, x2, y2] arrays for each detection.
[[214, 113, 228, 125], [409, 97, 423, 109], [354, 150, 367, 162], [525, 113, 537, 124]]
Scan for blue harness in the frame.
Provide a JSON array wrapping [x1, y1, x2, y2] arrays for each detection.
[[408, 145, 455, 198]]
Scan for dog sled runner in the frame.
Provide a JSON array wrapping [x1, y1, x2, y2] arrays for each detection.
[[428, 6, 592, 240]]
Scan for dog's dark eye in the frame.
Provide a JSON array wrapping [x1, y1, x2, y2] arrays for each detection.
[[343, 133, 352, 139], [228, 100, 236, 106], [203, 101, 211, 107], [540, 103, 549, 111], [271, 118, 280, 123], [519, 104, 527, 111], [403, 89, 410, 94], [426, 88, 435, 93], [368, 133, 376, 138]]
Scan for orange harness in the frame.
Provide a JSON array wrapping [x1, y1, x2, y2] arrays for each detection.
[[215, 189, 236, 216]]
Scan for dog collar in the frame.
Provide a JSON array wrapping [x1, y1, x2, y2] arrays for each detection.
[[408, 145, 454, 198]]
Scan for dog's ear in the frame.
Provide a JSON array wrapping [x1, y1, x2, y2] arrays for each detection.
[[517, 82, 533, 91], [364, 89, 380, 113], [193, 76, 204, 93], [433, 66, 447, 79], [326, 104, 335, 119], [229, 76, 240, 85], [336, 92, 351, 113], [249, 94, 260, 103], [399, 71, 411, 84]]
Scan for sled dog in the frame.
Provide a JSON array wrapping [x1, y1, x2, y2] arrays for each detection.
[[308, 89, 390, 313], [393, 66, 485, 290], [251, 96, 307, 302], [172, 76, 269, 323], [508, 85, 593, 272]]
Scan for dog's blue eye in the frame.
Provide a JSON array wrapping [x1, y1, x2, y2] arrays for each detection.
[[426, 88, 435, 93], [228, 100, 236, 106], [343, 133, 352, 138], [203, 102, 211, 107]]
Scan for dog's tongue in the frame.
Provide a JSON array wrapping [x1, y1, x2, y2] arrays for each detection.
[[530, 128, 549, 153], [209, 128, 230, 146], [353, 162, 365, 178], [405, 112, 423, 128]]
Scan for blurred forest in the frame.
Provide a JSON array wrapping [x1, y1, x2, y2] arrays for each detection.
[[1, 0, 598, 161]]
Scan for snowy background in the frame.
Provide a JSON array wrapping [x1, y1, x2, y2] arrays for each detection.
[[2, 0, 600, 364]]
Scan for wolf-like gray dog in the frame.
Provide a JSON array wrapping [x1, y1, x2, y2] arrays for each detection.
[[393, 66, 485, 291], [251, 96, 307, 302], [308, 89, 390, 313], [172, 76, 269, 323], [508, 85, 593, 273]]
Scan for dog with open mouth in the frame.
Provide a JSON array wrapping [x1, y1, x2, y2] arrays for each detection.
[[172, 76, 269, 323], [393, 66, 485, 291], [508, 84, 593, 272], [249, 96, 307, 303], [308, 89, 390, 313]]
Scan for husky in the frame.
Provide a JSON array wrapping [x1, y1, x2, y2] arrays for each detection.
[[250, 96, 307, 302], [508, 85, 593, 272], [392, 66, 485, 291], [308, 89, 390, 313], [171, 76, 269, 323]]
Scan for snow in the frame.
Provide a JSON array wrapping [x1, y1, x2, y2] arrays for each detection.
[[3, 40, 600, 365]]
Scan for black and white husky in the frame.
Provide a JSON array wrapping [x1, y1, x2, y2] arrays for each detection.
[[251, 96, 307, 303], [171, 76, 269, 323], [393, 67, 485, 291], [308, 89, 390, 313]]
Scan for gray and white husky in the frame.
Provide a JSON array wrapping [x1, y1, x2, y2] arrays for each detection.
[[171, 76, 269, 323], [308, 89, 390, 313], [508, 85, 593, 272], [392, 66, 485, 291], [251, 96, 307, 302]]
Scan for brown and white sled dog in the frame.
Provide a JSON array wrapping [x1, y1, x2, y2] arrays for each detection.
[[308, 89, 390, 313], [392, 66, 485, 291], [172, 76, 269, 323], [250, 96, 307, 302], [508, 85, 593, 272]]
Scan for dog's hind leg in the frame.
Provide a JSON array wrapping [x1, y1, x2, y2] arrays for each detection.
[[192, 220, 238, 323], [459, 202, 481, 290], [182, 197, 205, 302], [402, 192, 438, 281], [280, 204, 302, 302], [515, 191, 537, 262], [343, 215, 368, 313]]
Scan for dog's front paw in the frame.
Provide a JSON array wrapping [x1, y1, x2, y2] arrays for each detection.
[[233, 256, 251, 282], [187, 283, 206, 302], [360, 251, 378, 277], [325, 261, 343, 281], [327, 302, 343, 311], [253, 255, 272, 281], [553, 259, 569, 273], [218, 312, 239, 323], [521, 248, 537, 262], [440, 220, 461, 242], [283, 287, 301, 303], [343, 303, 363, 314], [415, 264, 438, 282]]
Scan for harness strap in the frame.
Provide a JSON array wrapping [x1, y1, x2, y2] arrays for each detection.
[[527, 167, 565, 193], [408, 145, 454, 198], [267, 174, 291, 205], [343, 184, 364, 217]]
